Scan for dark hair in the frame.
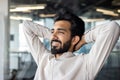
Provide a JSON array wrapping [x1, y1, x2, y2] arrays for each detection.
[[54, 8, 85, 39]]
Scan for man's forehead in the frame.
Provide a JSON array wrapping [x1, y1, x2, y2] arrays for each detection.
[[53, 24, 71, 30], [52, 26, 70, 30], [51, 27, 67, 31]]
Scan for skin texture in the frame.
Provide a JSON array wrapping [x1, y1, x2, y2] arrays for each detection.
[[50, 20, 85, 58]]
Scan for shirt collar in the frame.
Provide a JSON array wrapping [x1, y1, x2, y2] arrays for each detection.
[[48, 51, 75, 61], [58, 52, 75, 59], [49, 52, 75, 60]]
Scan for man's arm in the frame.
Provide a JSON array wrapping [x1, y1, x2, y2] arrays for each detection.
[[22, 20, 51, 65], [78, 21, 120, 79], [75, 35, 86, 50]]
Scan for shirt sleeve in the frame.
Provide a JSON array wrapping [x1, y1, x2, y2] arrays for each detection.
[[84, 21, 120, 79], [22, 20, 51, 65]]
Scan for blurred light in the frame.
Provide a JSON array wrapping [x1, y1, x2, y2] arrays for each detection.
[[103, 12, 119, 16], [80, 17, 105, 22], [10, 16, 32, 20], [96, 8, 119, 16], [96, 8, 113, 13], [10, 9, 31, 12], [10, 4, 46, 12], [84, 18, 105, 22], [39, 14, 55, 17], [118, 9, 120, 13]]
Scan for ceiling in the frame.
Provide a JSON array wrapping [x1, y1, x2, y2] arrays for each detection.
[[10, 0, 120, 21]]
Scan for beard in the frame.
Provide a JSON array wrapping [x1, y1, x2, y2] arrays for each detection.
[[51, 39, 72, 54]]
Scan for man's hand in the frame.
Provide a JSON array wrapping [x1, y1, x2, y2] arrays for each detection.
[[75, 35, 86, 50]]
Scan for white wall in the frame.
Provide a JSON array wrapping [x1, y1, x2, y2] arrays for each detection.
[[10, 20, 20, 51]]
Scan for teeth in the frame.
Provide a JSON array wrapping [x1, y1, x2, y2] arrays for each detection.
[[52, 42, 60, 46]]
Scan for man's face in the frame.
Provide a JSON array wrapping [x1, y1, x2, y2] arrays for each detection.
[[50, 20, 72, 54]]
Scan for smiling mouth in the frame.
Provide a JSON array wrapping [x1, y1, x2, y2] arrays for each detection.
[[52, 41, 61, 47]]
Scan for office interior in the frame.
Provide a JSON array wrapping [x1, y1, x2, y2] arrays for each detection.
[[0, 0, 120, 80]]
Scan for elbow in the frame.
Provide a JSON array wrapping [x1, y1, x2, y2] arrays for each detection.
[[109, 21, 120, 35], [22, 20, 32, 30], [22, 20, 27, 28], [22, 20, 31, 33], [22, 20, 29, 27]]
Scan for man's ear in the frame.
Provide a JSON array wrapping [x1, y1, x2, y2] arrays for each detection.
[[71, 36, 80, 46]]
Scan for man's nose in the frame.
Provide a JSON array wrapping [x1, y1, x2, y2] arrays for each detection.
[[51, 31, 58, 40]]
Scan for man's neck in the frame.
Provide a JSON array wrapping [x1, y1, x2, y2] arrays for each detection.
[[55, 54, 63, 59], [54, 49, 73, 59]]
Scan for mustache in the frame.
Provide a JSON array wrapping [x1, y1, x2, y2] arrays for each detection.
[[51, 39, 62, 44]]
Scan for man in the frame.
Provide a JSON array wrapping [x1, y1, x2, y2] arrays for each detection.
[[23, 9, 120, 80]]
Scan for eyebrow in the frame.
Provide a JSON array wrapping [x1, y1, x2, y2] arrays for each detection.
[[51, 28, 67, 31]]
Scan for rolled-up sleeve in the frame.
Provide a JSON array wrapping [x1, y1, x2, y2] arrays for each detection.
[[22, 20, 51, 65], [84, 21, 120, 79]]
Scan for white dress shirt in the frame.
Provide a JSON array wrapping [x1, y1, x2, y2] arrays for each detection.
[[22, 20, 120, 80]]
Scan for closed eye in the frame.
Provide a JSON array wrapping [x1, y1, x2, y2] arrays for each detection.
[[51, 29, 54, 33], [58, 31, 65, 34], [51, 28, 67, 34]]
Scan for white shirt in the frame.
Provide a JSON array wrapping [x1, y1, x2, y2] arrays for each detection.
[[22, 20, 120, 80]]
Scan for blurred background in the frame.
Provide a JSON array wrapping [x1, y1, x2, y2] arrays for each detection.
[[0, 0, 120, 80]]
